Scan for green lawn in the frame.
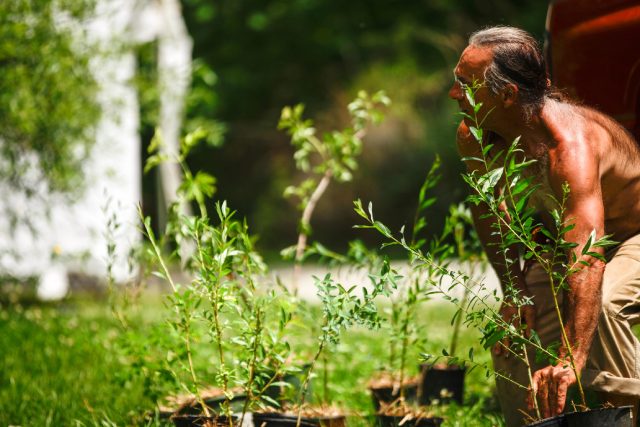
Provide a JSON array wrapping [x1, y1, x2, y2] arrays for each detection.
[[0, 295, 503, 427]]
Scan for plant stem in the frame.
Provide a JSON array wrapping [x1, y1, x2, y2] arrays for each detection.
[[548, 274, 587, 408], [240, 307, 263, 427], [184, 319, 210, 417], [323, 351, 329, 404], [195, 226, 230, 419], [522, 334, 541, 419], [293, 170, 332, 292], [449, 231, 471, 358], [398, 298, 410, 399], [296, 333, 327, 427], [388, 298, 399, 373], [142, 212, 209, 416], [448, 287, 468, 358]]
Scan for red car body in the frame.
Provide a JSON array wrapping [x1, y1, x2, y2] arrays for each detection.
[[545, 0, 640, 140]]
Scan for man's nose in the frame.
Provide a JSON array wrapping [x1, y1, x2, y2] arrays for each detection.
[[448, 83, 462, 101]]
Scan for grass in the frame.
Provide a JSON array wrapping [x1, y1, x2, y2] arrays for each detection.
[[0, 293, 504, 427], [0, 301, 150, 426]]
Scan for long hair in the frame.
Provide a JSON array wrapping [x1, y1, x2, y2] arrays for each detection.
[[469, 26, 555, 119]]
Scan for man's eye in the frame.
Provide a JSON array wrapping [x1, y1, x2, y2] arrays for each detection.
[[453, 74, 468, 89]]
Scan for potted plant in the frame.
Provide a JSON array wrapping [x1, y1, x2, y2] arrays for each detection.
[[253, 91, 394, 427], [457, 81, 631, 426], [136, 128, 304, 427], [419, 203, 487, 406], [251, 260, 401, 427], [366, 161, 444, 412], [355, 82, 632, 426]]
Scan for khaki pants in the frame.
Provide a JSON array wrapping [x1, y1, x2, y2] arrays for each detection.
[[493, 234, 640, 427]]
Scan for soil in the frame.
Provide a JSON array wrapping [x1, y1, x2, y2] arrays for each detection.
[[257, 404, 344, 419], [368, 372, 420, 390]]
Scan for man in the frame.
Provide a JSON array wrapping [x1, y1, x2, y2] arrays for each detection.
[[450, 26, 640, 426]]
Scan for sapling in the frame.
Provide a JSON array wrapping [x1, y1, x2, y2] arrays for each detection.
[[293, 259, 400, 427], [139, 128, 300, 426], [355, 82, 615, 422], [362, 162, 482, 410], [354, 196, 553, 419], [274, 90, 393, 418], [457, 81, 615, 416], [385, 157, 445, 402], [279, 90, 390, 292]]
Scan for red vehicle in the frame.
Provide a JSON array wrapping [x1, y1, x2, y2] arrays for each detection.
[[545, 0, 640, 140]]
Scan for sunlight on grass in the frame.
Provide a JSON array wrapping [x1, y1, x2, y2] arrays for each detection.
[[0, 296, 504, 426]]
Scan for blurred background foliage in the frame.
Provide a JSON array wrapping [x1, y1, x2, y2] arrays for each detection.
[[0, 0, 99, 198], [162, 0, 549, 260], [1, 0, 548, 261]]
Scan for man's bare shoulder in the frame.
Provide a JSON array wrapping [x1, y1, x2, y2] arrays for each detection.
[[547, 101, 639, 159], [545, 102, 640, 172]]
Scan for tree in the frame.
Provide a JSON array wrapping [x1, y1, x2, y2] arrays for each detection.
[[0, 0, 100, 200]]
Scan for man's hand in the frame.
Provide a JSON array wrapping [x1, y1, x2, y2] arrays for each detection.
[[493, 302, 536, 356], [527, 362, 577, 418]]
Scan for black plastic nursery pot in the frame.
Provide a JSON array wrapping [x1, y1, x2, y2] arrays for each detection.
[[177, 394, 248, 416], [564, 406, 633, 427], [526, 414, 567, 427], [252, 412, 346, 427], [159, 394, 247, 420], [376, 414, 444, 427], [369, 382, 419, 411], [418, 364, 465, 405], [264, 364, 312, 404], [171, 414, 238, 427], [525, 406, 634, 427]]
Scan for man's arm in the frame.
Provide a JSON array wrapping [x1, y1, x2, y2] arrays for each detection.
[[530, 138, 605, 416], [456, 121, 535, 352], [456, 121, 526, 289]]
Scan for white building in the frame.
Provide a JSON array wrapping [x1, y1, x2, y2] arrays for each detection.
[[0, 0, 191, 299]]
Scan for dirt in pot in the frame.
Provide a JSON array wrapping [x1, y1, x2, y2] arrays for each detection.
[[165, 387, 247, 416], [170, 414, 239, 427], [376, 398, 444, 427], [253, 404, 346, 427]]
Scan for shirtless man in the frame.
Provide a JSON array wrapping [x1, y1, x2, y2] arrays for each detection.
[[450, 26, 640, 426]]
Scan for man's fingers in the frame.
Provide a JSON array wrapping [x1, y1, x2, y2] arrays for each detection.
[[547, 375, 558, 415], [536, 368, 552, 418], [554, 372, 571, 415]]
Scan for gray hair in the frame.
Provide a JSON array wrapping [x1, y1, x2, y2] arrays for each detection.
[[469, 26, 550, 119]]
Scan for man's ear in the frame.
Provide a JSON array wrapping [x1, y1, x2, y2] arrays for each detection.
[[502, 83, 518, 108]]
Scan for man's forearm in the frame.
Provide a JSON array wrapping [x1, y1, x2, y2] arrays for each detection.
[[562, 259, 605, 369]]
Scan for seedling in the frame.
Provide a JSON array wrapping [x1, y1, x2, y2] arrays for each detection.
[[279, 90, 390, 292], [138, 128, 299, 426]]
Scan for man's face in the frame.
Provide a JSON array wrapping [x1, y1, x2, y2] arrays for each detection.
[[449, 45, 497, 124]]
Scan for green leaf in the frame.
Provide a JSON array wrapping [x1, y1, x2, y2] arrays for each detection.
[[374, 221, 392, 237], [581, 229, 596, 255], [469, 126, 482, 142]]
